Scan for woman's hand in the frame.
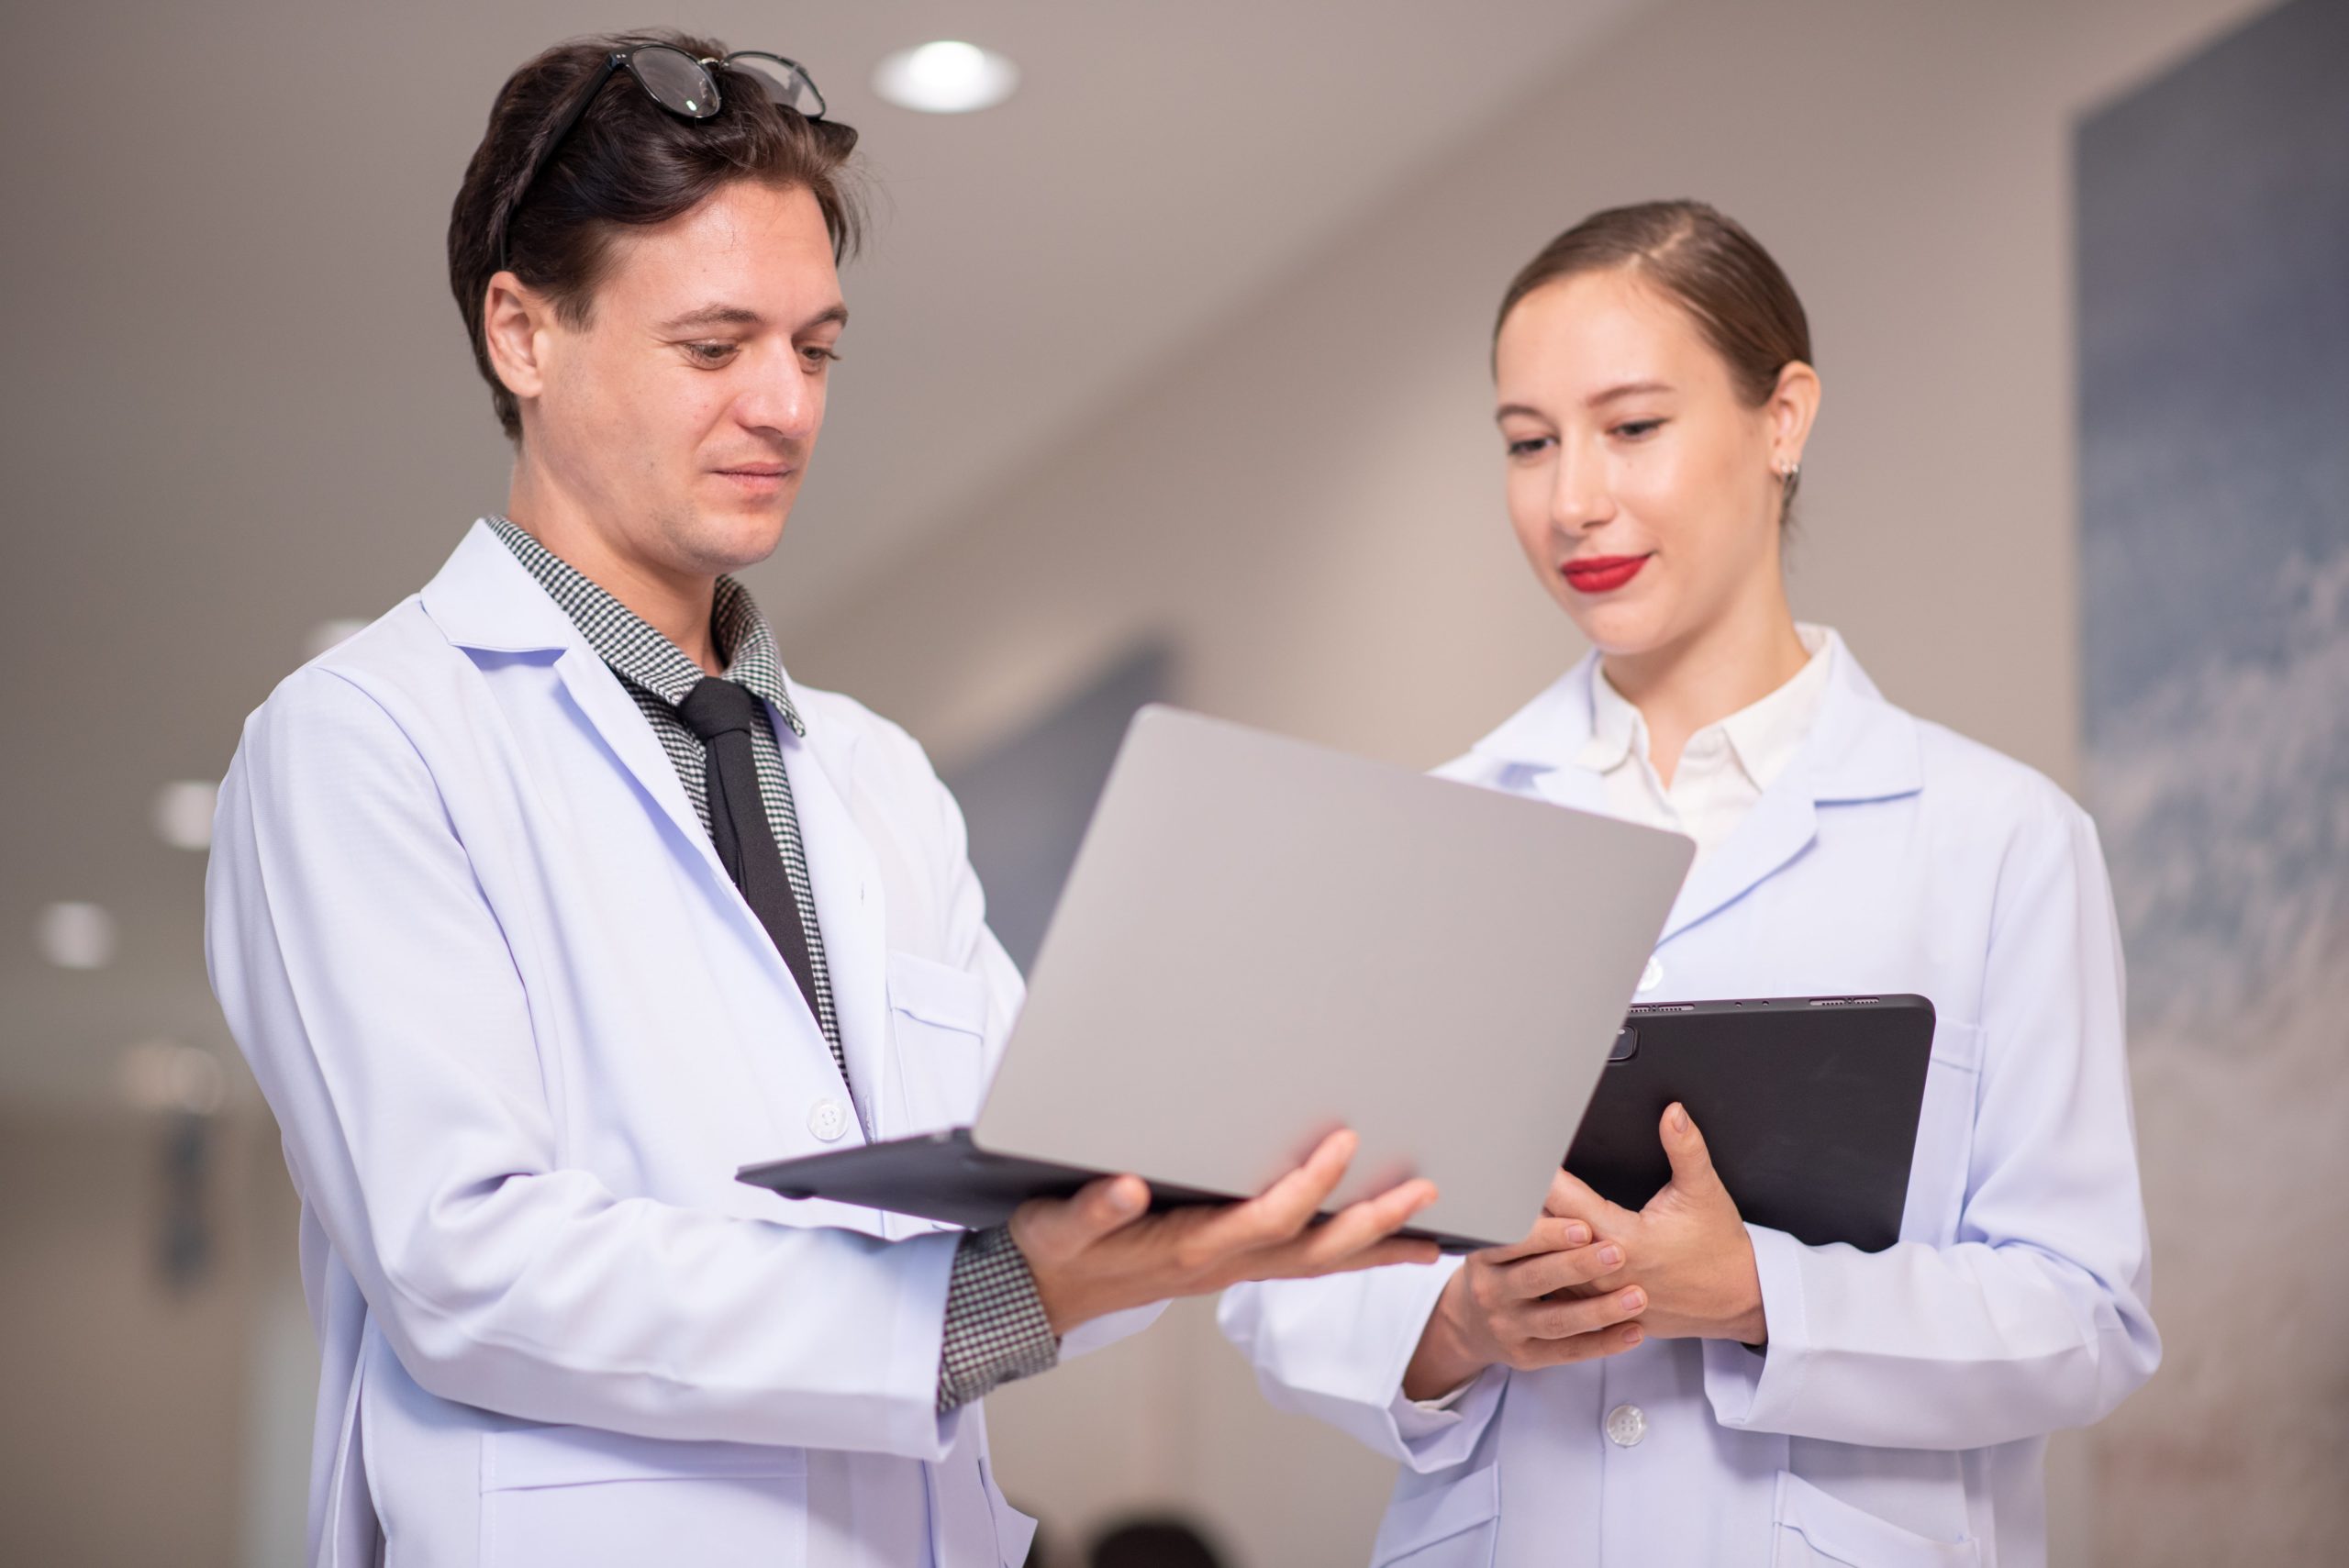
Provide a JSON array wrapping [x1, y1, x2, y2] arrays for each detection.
[[1547, 1103, 1766, 1344], [1401, 1188, 1648, 1400]]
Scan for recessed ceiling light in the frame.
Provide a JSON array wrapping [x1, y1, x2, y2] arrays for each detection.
[[872, 40, 1019, 115], [37, 901, 116, 970], [153, 780, 218, 851], [306, 618, 369, 661]]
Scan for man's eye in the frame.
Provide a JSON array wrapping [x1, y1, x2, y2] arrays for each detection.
[[800, 345, 841, 369], [685, 341, 740, 366]]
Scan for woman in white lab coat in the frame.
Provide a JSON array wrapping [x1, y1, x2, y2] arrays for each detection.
[[1220, 201, 2159, 1567]]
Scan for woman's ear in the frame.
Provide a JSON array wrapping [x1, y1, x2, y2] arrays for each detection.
[[1767, 360, 1821, 473], [482, 272, 552, 410]]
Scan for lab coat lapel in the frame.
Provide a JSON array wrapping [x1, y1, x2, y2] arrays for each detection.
[[1657, 786, 1818, 943], [418, 522, 843, 1081], [775, 694, 893, 1140], [1471, 638, 1924, 948], [549, 648, 730, 880], [1473, 653, 1614, 817], [1658, 639, 1923, 944]]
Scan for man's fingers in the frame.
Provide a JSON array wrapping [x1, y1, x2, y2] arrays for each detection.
[[1009, 1173, 1148, 1264], [1290, 1178, 1439, 1271], [1305, 1235, 1442, 1277], [1198, 1129, 1359, 1254], [1658, 1102, 1720, 1194]]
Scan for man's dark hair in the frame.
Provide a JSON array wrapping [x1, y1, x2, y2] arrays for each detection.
[[448, 31, 863, 442]]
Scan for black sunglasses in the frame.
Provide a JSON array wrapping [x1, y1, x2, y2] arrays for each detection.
[[499, 46, 829, 272]]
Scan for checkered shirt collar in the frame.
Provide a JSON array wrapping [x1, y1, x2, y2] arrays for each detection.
[[487, 516, 805, 737]]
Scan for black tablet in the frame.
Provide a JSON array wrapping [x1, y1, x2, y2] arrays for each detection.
[[1563, 995, 1937, 1253]]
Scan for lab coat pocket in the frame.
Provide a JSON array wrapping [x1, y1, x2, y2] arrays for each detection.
[[480, 1427, 808, 1568], [1898, 1018, 1983, 1245], [1368, 1458, 1500, 1568], [886, 951, 990, 1138], [1770, 1472, 1978, 1567]]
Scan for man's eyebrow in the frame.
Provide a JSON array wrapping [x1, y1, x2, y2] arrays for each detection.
[[656, 302, 850, 335], [658, 304, 764, 333]]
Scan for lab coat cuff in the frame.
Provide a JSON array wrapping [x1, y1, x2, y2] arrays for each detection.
[[1388, 1363, 1506, 1457], [1060, 1300, 1170, 1361], [1703, 1223, 1809, 1432], [890, 1229, 970, 1460], [1379, 1258, 1504, 1473]]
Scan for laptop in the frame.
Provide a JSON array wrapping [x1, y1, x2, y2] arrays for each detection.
[[740, 705, 1694, 1251]]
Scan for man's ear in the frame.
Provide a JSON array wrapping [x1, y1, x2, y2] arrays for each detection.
[[482, 272, 555, 408]]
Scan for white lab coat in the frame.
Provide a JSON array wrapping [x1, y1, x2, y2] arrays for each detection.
[[1221, 637, 2158, 1568], [206, 522, 1156, 1568]]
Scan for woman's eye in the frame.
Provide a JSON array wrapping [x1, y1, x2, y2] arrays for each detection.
[[1505, 435, 1553, 459], [1611, 418, 1664, 439]]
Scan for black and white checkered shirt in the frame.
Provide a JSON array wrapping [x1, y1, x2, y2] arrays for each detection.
[[489, 518, 1057, 1412]]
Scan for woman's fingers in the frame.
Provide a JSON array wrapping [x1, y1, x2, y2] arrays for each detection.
[[1504, 1238, 1627, 1299], [1542, 1166, 1623, 1230], [1519, 1284, 1647, 1345], [1521, 1320, 1646, 1368], [1480, 1213, 1591, 1265]]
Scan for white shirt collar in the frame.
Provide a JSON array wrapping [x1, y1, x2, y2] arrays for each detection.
[[1575, 623, 1835, 792]]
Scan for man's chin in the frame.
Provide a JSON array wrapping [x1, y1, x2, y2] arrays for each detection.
[[665, 504, 790, 578]]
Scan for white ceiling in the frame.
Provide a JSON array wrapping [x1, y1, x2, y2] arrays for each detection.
[[0, 0, 1642, 1106]]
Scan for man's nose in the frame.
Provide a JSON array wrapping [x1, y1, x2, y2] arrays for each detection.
[[735, 349, 822, 441]]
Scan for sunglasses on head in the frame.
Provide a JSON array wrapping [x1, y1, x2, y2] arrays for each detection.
[[498, 45, 829, 273]]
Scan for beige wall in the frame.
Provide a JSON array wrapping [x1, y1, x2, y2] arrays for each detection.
[[794, 0, 2271, 1562], [0, 1111, 295, 1567]]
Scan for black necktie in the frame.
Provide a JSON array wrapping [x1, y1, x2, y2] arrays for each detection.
[[677, 677, 821, 1016]]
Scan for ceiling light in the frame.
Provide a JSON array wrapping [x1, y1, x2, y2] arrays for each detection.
[[37, 901, 117, 969], [872, 40, 1019, 115], [153, 780, 218, 851], [306, 618, 369, 661]]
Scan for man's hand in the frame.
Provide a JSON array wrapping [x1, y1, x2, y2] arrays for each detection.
[[1545, 1103, 1765, 1344], [1400, 1185, 1648, 1400], [1008, 1129, 1442, 1337]]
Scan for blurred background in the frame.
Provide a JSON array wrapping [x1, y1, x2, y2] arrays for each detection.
[[3, 0, 2343, 1562]]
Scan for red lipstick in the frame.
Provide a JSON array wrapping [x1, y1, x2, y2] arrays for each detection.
[[1561, 554, 1651, 594]]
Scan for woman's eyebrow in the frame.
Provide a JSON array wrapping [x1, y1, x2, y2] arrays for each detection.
[[1587, 380, 1673, 407]]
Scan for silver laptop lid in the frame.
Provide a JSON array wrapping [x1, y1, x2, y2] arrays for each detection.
[[975, 706, 1692, 1250]]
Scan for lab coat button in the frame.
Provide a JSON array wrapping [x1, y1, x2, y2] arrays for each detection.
[[1638, 956, 1664, 994], [808, 1098, 850, 1141], [1604, 1403, 1647, 1447]]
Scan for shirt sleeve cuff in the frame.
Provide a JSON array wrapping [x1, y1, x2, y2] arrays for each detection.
[[936, 1226, 1060, 1413], [1704, 1222, 1809, 1430]]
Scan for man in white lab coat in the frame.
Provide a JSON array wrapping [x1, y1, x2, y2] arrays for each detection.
[[206, 34, 1435, 1568]]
